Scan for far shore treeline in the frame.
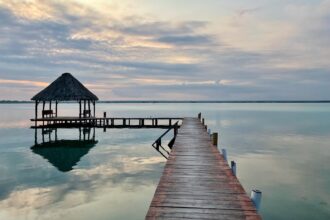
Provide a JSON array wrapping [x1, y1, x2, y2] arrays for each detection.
[[1, 100, 330, 104]]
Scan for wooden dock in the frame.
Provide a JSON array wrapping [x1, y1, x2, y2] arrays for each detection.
[[146, 117, 261, 220], [31, 117, 183, 129]]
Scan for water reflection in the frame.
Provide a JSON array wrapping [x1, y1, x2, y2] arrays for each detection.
[[31, 139, 98, 172], [31, 127, 98, 172], [1, 103, 329, 220]]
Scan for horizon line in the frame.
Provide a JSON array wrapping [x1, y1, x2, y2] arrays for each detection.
[[1, 100, 330, 103]]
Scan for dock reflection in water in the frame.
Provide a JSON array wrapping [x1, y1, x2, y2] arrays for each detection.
[[31, 127, 98, 172]]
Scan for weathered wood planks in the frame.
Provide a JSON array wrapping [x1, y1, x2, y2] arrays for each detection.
[[146, 117, 261, 220], [30, 117, 183, 129]]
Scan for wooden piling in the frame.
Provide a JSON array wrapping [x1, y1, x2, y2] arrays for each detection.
[[212, 132, 218, 147]]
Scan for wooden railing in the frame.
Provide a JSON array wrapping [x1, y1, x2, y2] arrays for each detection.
[[152, 121, 179, 159]]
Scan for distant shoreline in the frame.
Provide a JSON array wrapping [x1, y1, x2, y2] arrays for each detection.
[[1, 100, 330, 104]]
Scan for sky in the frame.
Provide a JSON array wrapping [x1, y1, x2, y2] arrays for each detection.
[[0, 0, 330, 100]]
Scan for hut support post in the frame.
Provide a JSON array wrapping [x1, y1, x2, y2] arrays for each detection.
[[79, 100, 82, 118], [84, 100, 86, 117], [42, 101, 45, 118], [93, 101, 95, 117], [55, 101, 58, 117], [35, 101, 38, 127], [88, 100, 91, 117], [42, 101, 45, 126]]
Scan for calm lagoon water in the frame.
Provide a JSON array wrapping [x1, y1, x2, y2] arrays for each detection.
[[0, 103, 329, 220]]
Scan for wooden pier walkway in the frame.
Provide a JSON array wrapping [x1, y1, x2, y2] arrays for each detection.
[[31, 117, 183, 129], [146, 117, 261, 220]]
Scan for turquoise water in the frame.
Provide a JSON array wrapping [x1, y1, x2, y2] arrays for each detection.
[[0, 103, 329, 219]]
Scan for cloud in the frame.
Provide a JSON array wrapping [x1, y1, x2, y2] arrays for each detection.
[[0, 0, 329, 100], [156, 34, 213, 46], [0, 79, 48, 87], [237, 7, 261, 17]]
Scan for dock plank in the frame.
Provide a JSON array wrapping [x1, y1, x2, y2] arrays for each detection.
[[146, 117, 261, 220]]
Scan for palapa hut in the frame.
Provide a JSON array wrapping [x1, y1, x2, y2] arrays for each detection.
[[31, 73, 99, 120]]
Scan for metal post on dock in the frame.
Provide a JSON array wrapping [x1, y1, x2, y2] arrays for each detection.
[[221, 148, 227, 161], [231, 161, 236, 176], [251, 190, 262, 212], [202, 118, 205, 125], [198, 112, 201, 120], [212, 132, 218, 147]]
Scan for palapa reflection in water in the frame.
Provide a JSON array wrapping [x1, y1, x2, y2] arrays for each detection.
[[31, 127, 98, 172]]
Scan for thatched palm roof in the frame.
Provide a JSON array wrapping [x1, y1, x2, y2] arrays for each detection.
[[31, 73, 98, 101]]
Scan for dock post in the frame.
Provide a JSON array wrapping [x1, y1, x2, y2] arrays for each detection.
[[103, 112, 106, 127], [231, 161, 237, 176], [202, 118, 205, 125], [205, 125, 207, 130], [212, 132, 218, 147], [198, 112, 201, 120], [251, 190, 262, 212], [221, 149, 227, 161]]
